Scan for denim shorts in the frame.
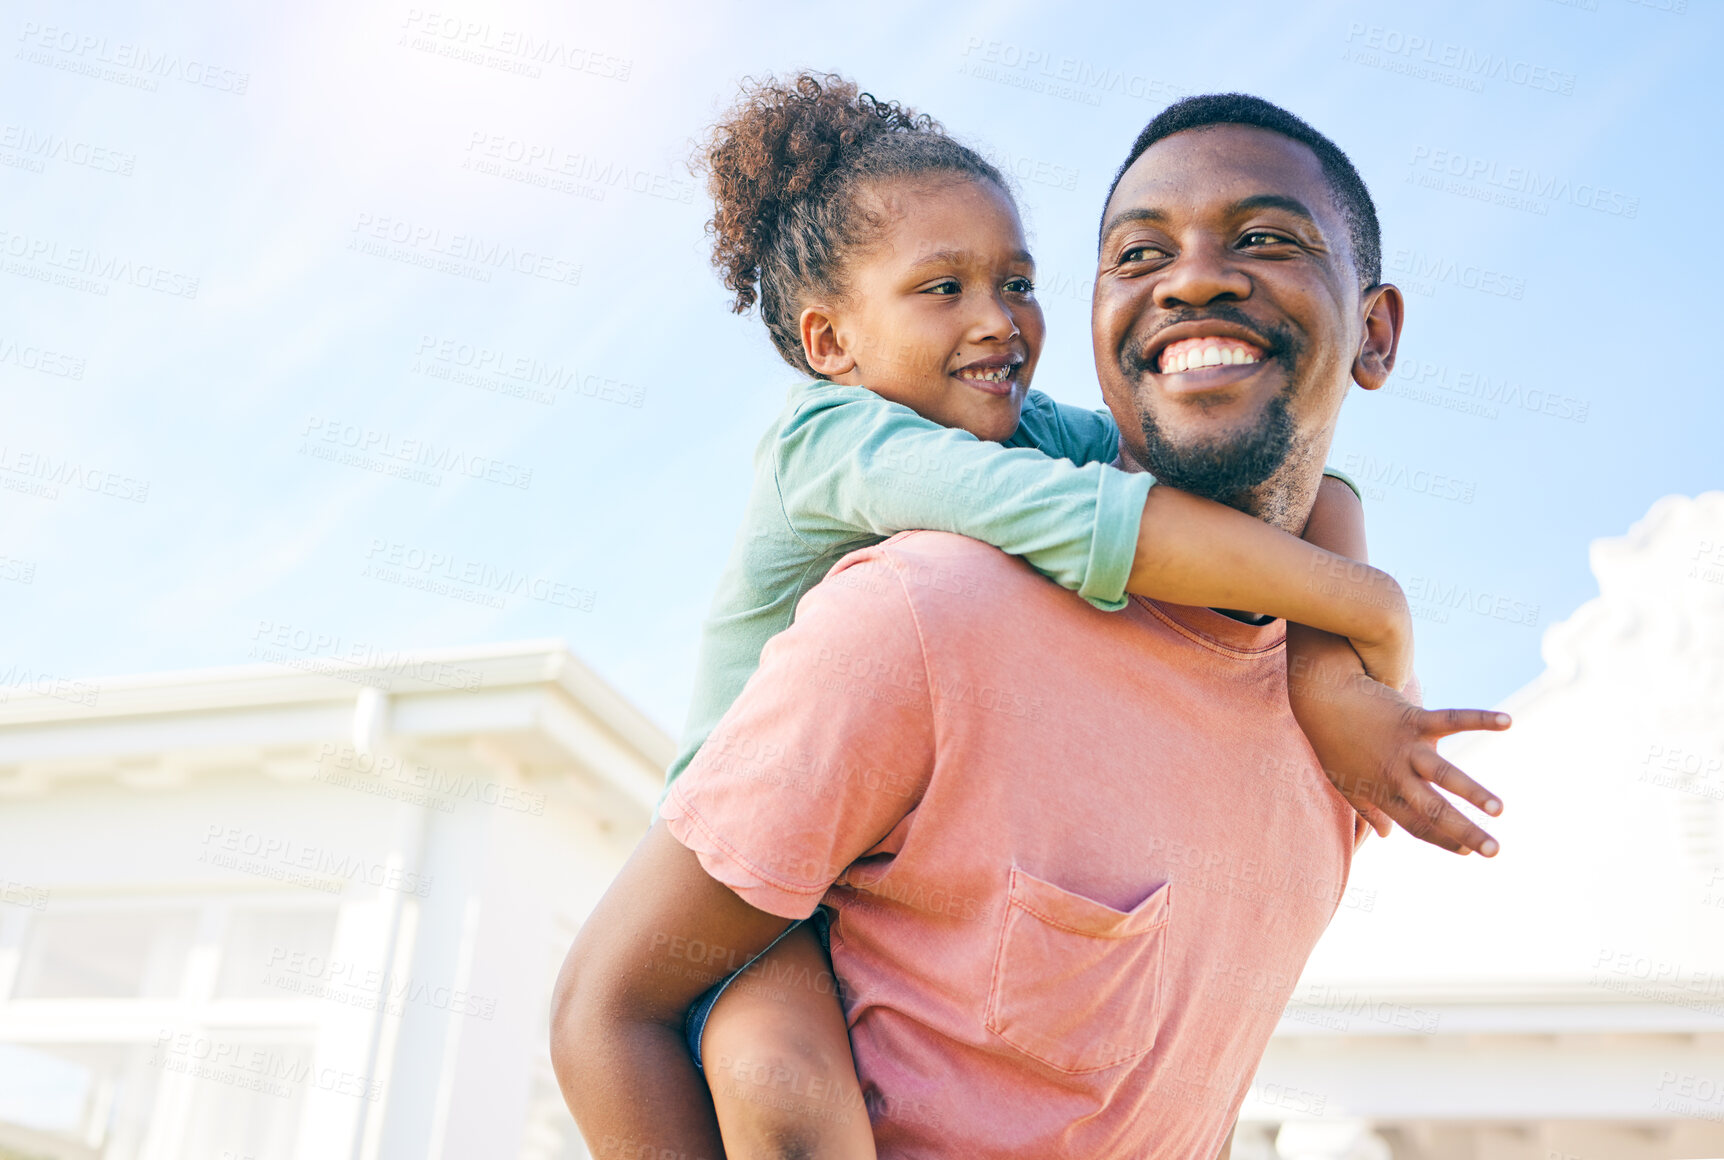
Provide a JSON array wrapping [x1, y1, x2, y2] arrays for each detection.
[[683, 908, 832, 1072]]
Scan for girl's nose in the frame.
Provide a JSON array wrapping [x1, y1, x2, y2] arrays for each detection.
[[969, 293, 1020, 342]]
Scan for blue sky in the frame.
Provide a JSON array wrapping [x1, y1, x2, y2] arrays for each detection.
[[2, 0, 1717, 737]]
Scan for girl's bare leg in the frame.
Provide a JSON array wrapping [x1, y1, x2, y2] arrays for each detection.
[[699, 922, 876, 1160]]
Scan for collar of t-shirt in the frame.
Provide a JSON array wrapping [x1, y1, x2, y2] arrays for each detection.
[[1214, 608, 1276, 626]]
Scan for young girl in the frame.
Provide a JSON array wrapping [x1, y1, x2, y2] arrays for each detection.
[[667, 73, 1497, 1157]]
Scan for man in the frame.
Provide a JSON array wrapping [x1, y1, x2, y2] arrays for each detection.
[[552, 94, 1503, 1158]]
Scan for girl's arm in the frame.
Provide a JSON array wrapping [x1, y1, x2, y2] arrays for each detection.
[[781, 390, 1411, 685], [1017, 395, 1412, 677], [1287, 476, 1510, 855], [1127, 483, 1411, 688]]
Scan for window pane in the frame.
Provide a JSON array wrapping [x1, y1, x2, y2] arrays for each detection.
[[214, 909, 339, 1000], [0, 1041, 161, 1159], [13, 911, 198, 1000], [0, 1042, 89, 1134], [178, 1041, 307, 1160]]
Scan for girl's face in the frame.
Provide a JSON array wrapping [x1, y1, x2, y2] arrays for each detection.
[[805, 177, 1045, 443]]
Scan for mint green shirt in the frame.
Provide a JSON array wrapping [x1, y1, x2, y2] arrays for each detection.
[[666, 378, 1358, 788]]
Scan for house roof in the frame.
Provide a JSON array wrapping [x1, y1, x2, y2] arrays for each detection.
[[0, 640, 673, 815]]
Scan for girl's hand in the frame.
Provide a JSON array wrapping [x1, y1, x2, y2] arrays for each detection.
[[1288, 625, 1509, 855]]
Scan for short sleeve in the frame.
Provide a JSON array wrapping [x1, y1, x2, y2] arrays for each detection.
[[662, 546, 938, 920], [1321, 465, 1362, 503], [775, 388, 1152, 610]]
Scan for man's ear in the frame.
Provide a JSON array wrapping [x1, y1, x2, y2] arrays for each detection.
[[1352, 283, 1405, 392], [800, 305, 856, 380]]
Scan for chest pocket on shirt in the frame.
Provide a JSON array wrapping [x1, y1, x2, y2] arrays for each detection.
[[985, 866, 1172, 1074]]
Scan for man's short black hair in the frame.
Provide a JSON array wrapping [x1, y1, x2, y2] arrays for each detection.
[[1103, 93, 1381, 287]]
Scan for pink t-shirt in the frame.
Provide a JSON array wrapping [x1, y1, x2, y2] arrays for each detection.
[[664, 531, 1367, 1159]]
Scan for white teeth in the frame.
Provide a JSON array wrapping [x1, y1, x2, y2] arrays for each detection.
[[1160, 340, 1265, 374]]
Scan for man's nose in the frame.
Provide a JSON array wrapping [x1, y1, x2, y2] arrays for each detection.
[[1152, 245, 1251, 310]]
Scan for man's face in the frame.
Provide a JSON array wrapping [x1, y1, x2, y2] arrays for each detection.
[[1092, 124, 1395, 518]]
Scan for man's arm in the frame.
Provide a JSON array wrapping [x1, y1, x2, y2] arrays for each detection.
[[550, 824, 791, 1159], [1287, 475, 1509, 855]]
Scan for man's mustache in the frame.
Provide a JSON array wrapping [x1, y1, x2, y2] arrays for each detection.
[[1121, 305, 1300, 375]]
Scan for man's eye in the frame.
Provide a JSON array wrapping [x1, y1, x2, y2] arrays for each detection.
[[1242, 230, 1293, 247], [1120, 244, 1166, 264]]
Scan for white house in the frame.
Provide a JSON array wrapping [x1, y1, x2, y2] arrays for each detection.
[[0, 642, 669, 1160]]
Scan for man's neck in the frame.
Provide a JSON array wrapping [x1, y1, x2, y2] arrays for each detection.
[[1114, 439, 1325, 623], [1224, 442, 1325, 538]]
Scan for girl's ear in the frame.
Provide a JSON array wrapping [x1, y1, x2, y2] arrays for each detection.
[[800, 305, 857, 379], [1352, 283, 1404, 392]]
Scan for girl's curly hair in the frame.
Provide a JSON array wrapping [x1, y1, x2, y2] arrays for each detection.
[[695, 71, 1009, 375]]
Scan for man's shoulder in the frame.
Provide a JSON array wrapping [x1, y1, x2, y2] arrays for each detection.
[[824, 531, 1058, 613]]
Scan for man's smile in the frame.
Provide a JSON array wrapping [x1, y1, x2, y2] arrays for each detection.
[[1133, 316, 1286, 398], [1157, 336, 1263, 374]]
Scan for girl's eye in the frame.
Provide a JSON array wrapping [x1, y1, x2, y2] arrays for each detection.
[[1004, 277, 1035, 295], [926, 279, 961, 296]]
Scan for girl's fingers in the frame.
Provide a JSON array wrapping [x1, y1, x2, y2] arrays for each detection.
[[1411, 748, 1503, 854], [1422, 707, 1512, 739], [1359, 804, 1393, 839], [1413, 747, 1503, 816], [1371, 773, 1488, 856]]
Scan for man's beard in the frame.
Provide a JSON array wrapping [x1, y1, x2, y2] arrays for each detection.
[[1134, 383, 1297, 510]]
